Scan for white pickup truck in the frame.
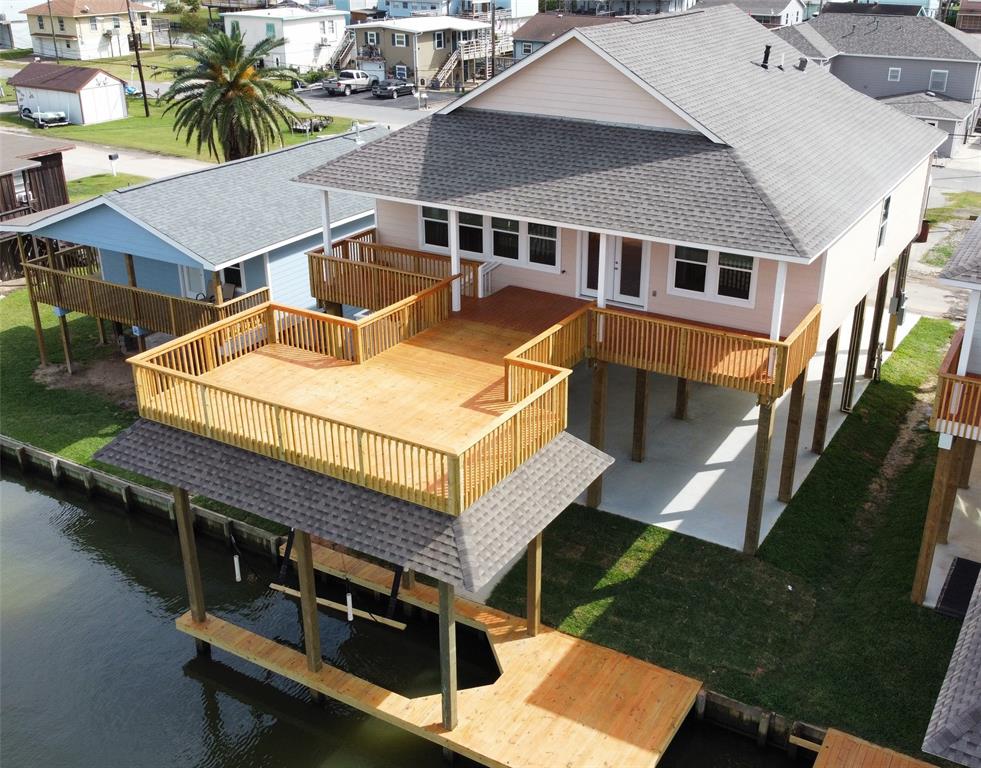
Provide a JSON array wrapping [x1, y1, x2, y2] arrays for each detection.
[[322, 70, 378, 96]]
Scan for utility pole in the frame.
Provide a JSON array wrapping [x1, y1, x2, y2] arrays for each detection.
[[125, 0, 150, 117], [45, 0, 59, 64]]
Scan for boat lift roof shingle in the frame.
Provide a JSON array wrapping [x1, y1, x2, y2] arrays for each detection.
[[94, 420, 613, 592], [923, 578, 981, 767], [298, 6, 943, 261]]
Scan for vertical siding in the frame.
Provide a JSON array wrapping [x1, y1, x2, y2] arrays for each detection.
[[466, 37, 698, 131], [817, 156, 930, 341]]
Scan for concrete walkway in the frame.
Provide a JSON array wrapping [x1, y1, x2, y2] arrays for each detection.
[[923, 456, 981, 608], [566, 303, 917, 552]]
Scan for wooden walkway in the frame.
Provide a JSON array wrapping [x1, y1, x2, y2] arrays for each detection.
[[177, 543, 702, 768], [814, 730, 934, 768]]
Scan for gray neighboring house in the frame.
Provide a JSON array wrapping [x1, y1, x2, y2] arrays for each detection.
[[512, 12, 620, 60], [695, 0, 808, 26], [775, 14, 981, 156], [923, 579, 981, 768]]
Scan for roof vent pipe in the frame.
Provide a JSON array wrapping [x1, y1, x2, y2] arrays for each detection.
[[762, 44, 771, 69], [796, 56, 808, 71]]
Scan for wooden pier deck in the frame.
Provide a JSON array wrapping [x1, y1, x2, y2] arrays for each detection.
[[813, 730, 933, 768], [177, 543, 702, 768]]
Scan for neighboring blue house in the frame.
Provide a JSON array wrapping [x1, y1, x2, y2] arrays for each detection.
[[8, 126, 386, 313]]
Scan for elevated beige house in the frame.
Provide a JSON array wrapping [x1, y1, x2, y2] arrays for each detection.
[[22, 0, 154, 60]]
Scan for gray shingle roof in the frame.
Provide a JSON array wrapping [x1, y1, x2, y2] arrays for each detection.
[[512, 12, 620, 43], [299, 110, 799, 256], [102, 127, 385, 267], [940, 218, 981, 286], [773, 23, 838, 58], [94, 420, 612, 592], [923, 578, 981, 767], [879, 91, 979, 121], [298, 6, 943, 260], [695, 0, 802, 16], [787, 13, 981, 60]]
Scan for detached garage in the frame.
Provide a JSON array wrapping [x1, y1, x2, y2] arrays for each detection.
[[9, 62, 127, 126]]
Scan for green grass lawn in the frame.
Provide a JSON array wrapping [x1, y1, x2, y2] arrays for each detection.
[[0, 288, 283, 532], [489, 317, 960, 762], [67, 173, 150, 202], [925, 191, 981, 224], [0, 97, 352, 161]]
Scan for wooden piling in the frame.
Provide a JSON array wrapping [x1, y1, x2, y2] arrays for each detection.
[[812, 329, 839, 454], [173, 486, 209, 655], [912, 440, 958, 604], [438, 580, 458, 730], [864, 269, 889, 379], [674, 377, 690, 420], [526, 533, 542, 637], [958, 440, 976, 489], [631, 368, 649, 463], [939, 437, 969, 546], [18, 234, 48, 367], [586, 360, 608, 508], [841, 297, 866, 413], [885, 244, 911, 352], [778, 371, 806, 503], [124, 254, 146, 352], [294, 530, 324, 698], [743, 397, 775, 556]]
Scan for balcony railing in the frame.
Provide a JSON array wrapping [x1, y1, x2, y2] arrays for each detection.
[[932, 328, 981, 440], [129, 288, 569, 516]]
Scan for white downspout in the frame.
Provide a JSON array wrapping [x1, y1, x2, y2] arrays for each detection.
[[448, 208, 461, 312], [321, 190, 331, 254]]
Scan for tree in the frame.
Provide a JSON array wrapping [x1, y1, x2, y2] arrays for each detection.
[[162, 30, 307, 162]]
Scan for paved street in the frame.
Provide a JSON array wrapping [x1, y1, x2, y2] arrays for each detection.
[[296, 86, 458, 129]]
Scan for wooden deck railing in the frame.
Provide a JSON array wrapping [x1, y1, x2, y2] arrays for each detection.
[[504, 304, 592, 400], [932, 328, 981, 439], [25, 260, 270, 337], [591, 304, 821, 398], [309, 252, 443, 311], [313, 238, 483, 301]]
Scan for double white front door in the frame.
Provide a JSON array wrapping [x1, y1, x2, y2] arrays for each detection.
[[579, 232, 649, 307]]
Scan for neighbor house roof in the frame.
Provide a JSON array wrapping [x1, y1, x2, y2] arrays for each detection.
[[940, 218, 981, 287], [0, 132, 74, 176], [8, 62, 124, 93], [95, 421, 613, 593], [775, 13, 981, 61], [696, 0, 803, 16], [512, 12, 620, 43], [774, 21, 839, 57], [820, 2, 924, 14], [19, 0, 150, 15], [5, 127, 386, 267], [222, 6, 346, 19], [349, 16, 488, 33], [923, 578, 981, 767], [300, 6, 943, 261], [879, 91, 978, 121]]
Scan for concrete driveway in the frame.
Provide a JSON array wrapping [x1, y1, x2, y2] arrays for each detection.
[[297, 86, 458, 129]]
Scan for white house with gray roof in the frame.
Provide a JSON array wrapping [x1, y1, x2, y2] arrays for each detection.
[[295, 5, 944, 552], [775, 13, 981, 156], [6, 127, 385, 315]]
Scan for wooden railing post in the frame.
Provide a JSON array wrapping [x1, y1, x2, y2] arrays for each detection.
[[446, 454, 463, 515], [676, 327, 689, 377]]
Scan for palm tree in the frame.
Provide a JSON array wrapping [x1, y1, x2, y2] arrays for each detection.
[[162, 30, 308, 162]]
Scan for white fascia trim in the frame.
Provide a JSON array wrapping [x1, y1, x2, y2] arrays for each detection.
[[302, 186, 804, 263], [0, 196, 104, 232], [100, 198, 212, 268], [838, 52, 979, 64], [807, 146, 941, 262], [216, 211, 374, 268], [938, 277, 981, 292], [438, 30, 723, 144]]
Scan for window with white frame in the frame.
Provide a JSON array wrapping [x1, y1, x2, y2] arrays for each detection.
[[366, 30, 378, 45], [422, 206, 449, 247], [394, 64, 407, 78], [265, 22, 275, 38], [669, 246, 757, 305], [222, 264, 244, 291], [458, 212, 483, 253], [89, 16, 98, 29], [37, 15, 44, 29], [928, 69, 948, 92], [113, 15, 120, 28], [434, 30, 444, 49], [520, 41, 533, 55], [528, 223, 558, 266], [328, 20, 335, 34], [877, 196, 890, 249], [393, 31, 407, 46], [887, 67, 901, 82], [139, 12, 148, 25], [57, 16, 64, 30], [492, 217, 520, 260]]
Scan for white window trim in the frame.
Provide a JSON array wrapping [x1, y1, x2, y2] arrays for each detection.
[[393, 32, 407, 47], [418, 207, 561, 274], [366, 30, 378, 44], [877, 196, 891, 250], [928, 68, 948, 92], [576, 234, 651, 310], [434, 30, 444, 49], [520, 41, 533, 55], [221, 263, 247, 292], [887, 67, 901, 82], [395, 64, 408, 78], [666, 244, 758, 308]]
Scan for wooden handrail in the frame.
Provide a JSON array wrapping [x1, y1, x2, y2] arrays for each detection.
[[931, 328, 981, 438]]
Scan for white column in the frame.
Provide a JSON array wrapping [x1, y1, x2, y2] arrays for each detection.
[[448, 209, 461, 312], [769, 260, 788, 341], [596, 234, 609, 309], [321, 190, 331, 254], [957, 290, 979, 376]]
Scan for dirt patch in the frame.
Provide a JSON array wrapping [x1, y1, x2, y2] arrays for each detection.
[[33, 354, 138, 410]]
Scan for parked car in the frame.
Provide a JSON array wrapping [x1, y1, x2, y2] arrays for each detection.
[[372, 78, 417, 99], [323, 70, 378, 96], [20, 106, 68, 128]]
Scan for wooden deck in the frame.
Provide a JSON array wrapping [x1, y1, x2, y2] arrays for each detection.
[[177, 543, 701, 768], [200, 288, 585, 452], [932, 328, 981, 440], [814, 730, 933, 768]]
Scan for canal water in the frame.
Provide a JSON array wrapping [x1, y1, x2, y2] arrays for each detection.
[[0, 470, 814, 767]]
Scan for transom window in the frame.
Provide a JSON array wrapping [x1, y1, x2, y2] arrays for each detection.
[[928, 69, 948, 92], [393, 32, 407, 47], [420, 207, 560, 272], [421, 206, 449, 247], [887, 67, 901, 82], [669, 246, 757, 306], [877, 195, 890, 249]]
